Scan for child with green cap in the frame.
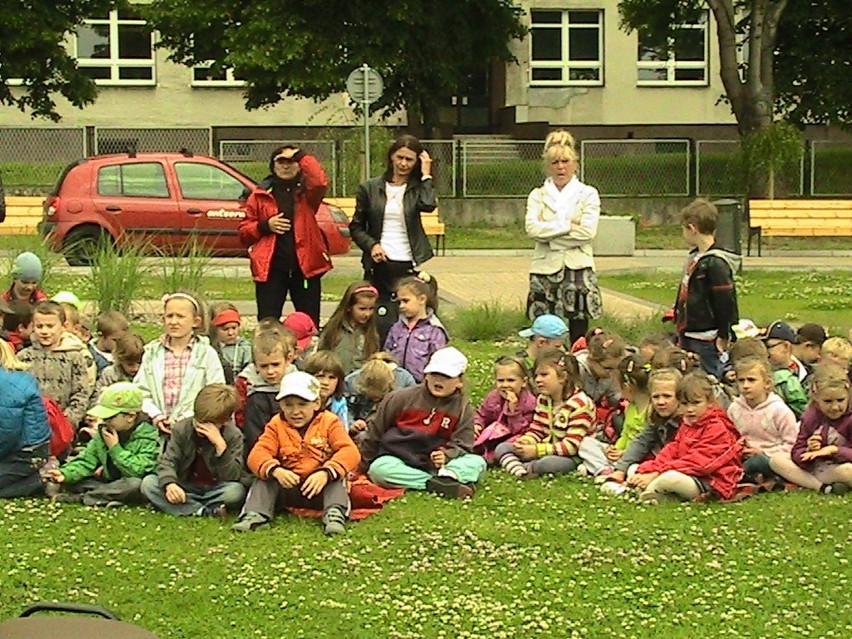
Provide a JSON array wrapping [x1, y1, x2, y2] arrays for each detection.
[[43, 382, 159, 507]]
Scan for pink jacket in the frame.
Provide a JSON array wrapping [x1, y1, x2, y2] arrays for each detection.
[[728, 392, 797, 458], [473, 388, 536, 461]]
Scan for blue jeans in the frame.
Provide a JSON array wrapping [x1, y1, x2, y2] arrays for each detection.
[[680, 335, 724, 380], [140, 474, 245, 516]]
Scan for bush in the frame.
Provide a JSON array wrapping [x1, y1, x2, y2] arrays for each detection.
[[155, 237, 213, 296], [83, 235, 151, 315], [446, 302, 529, 342]]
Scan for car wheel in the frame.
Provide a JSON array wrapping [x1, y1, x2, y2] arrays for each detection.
[[63, 225, 111, 266]]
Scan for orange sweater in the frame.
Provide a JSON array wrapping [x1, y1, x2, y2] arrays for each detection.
[[248, 410, 361, 481]]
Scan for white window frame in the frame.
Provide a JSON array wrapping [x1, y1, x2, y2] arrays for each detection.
[[637, 12, 709, 86], [74, 10, 156, 86], [529, 9, 604, 87], [191, 62, 246, 88]]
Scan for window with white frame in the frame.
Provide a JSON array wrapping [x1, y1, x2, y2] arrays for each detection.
[[74, 9, 155, 85], [191, 62, 246, 87], [529, 9, 604, 86], [637, 12, 708, 85]]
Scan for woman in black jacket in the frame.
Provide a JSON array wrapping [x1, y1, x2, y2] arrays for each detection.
[[349, 135, 436, 341]]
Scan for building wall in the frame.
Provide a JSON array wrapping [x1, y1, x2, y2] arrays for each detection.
[[506, 0, 738, 127]]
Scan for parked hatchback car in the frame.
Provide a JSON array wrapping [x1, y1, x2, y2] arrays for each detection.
[[39, 152, 351, 265]]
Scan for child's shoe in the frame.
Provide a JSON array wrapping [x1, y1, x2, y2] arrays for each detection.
[[199, 503, 227, 518], [322, 506, 347, 536], [231, 511, 270, 532], [425, 476, 476, 500], [593, 469, 614, 484], [575, 463, 590, 477], [599, 480, 629, 497]]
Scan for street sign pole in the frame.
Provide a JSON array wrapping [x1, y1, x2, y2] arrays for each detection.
[[346, 64, 384, 182], [362, 64, 370, 181]]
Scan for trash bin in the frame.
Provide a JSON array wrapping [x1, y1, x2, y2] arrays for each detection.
[[712, 198, 742, 256]]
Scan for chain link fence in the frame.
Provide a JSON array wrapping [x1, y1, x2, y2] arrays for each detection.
[[219, 140, 337, 194], [461, 140, 542, 197], [581, 139, 691, 197], [94, 127, 212, 156], [811, 141, 852, 196], [0, 128, 86, 195]]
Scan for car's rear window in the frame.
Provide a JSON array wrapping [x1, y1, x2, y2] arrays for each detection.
[[98, 162, 170, 198]]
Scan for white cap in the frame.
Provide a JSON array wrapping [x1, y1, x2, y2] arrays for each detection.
[[423, 347, 468, 378], [732, 319, 760, 340], [276, 371, 321, 401]]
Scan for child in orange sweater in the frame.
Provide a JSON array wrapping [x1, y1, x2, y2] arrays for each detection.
[[233, 371, 360, 535]]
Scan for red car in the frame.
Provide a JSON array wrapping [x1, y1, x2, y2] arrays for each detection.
[[38, 152, 351, 266]]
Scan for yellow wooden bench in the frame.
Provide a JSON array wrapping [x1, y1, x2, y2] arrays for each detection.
[[0, 196, 44, 235], [747, 199, 852, 256], [324, 197, 446, 256]]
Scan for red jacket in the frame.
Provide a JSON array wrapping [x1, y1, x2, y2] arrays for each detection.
[[637, 404, 743, 499], [238, 153, 332, 281]]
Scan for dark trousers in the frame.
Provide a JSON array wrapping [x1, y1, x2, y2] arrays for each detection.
[[255, 265, 321, 327], [365, 259, 414, 345], [0, 442, 49, 498], [241, 476, 349, 520]]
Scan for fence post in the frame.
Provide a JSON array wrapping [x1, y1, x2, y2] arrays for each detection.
[[688, 138, 697, 197]]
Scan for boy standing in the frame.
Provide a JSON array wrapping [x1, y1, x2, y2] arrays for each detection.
[[140, 384, 246, 517], [516, 314, 568, 372], [44, 382, 158, 506], [671, 199, 740, 381], [760, 320, 809, 417], [233, 371, 360, 534]]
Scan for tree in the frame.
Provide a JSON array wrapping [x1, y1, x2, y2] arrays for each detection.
[[0, 0, 117, 121], [143, 0, 526, 135]]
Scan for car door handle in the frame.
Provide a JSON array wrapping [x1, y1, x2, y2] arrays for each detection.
[[105, 205, 122, 212], [187, 208, 202, 215]]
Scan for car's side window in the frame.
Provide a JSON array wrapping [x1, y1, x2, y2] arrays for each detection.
[[97, 163, 170, 198], [175, 162, 246, 201]]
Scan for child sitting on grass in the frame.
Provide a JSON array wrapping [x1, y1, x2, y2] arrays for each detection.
[[769, 364, 852, 495], [3, 252, 48, 305], [233, 371, 360, 535], [317, 280, 380, 375], [473, 355, 536, 463], [140, 384, 246, 517], [820, 337, 852, 382], [302, 350, 350, 431], [793, 323, 827, 378], [345, 358, 397, 441], [209, 303, 252, 384], [727, 356, 797, 483], [44, 383, 158, 507], [760, 321, 809, 417], [496, 348, 595, 479], [236, 324, 297, 430], [515, 314, 568, 373], [361, 347, 486, 499], [627, 372, 743, 504]]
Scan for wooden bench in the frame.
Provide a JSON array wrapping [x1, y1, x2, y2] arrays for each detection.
[[324, 197, 446, 256], [0, 196, 44, 235], [747, 199, 852, 256]]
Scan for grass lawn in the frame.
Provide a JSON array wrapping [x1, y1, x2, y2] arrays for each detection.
[[598, 270, 852, 335]]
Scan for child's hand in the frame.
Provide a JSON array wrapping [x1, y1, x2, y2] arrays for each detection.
[[79, 425, 97, 440], [271, 467, 300, 489], [154, 416, 172, 435], [83, 415, 99, 428], [101, 427, 119, 449], [43, 469, 65, 483], [195, 422, 227, 456], [743, 446, 762, 458], [626, 472, 659, 490], [165, 483, 186, 504], [806, 433, 823, 451], [430, 449, 446, 468], [473, 422, 483, 437], [504, 390, 518, 412], [608, 470, 626, 484], [512, 442, 537, 461], [801, 445, 837, 462], [351, 419, 368, 434], [605, 446, 623, 461], [301, 471, 329, 499]]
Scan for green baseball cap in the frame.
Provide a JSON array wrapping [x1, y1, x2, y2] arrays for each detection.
[[87, 382, 144, 419]]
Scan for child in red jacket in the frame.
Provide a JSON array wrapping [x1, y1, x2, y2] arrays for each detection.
[[627, 371, 743, 503]]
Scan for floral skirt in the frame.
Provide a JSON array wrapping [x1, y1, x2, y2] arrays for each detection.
[[527, 267, 603, 322]]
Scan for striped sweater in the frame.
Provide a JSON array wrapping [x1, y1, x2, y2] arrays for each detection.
[[517, 390, 596, 457]]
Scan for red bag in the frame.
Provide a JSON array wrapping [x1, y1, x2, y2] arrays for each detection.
[[43, 397, 74, 457]]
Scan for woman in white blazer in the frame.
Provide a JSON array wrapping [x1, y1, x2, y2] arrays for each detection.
[[525, 130, 603, 344]]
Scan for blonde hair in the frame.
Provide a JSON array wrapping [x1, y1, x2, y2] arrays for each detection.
[[163, 290, 207, 335], [729, 337, 769, 364], [648, 367, 683, 391], [676, 372, 715, 404], [733, 355, 772, 380], [809, 363, 851, 395], [821, 337, 852, 365], [543, 129, 578, 164], [355, 359, 395, 397], [0, 339, 29, 371]]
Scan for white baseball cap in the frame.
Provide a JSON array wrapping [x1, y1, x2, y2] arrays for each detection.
[[423, 347, 468, 378], [276, 371, 321, 401]]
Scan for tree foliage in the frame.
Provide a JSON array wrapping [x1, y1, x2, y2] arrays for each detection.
[[143, 0, 526, 133], [0, 0, 117, 121]]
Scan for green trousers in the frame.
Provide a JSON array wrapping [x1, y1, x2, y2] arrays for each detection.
[[368, 454, 487, 490]]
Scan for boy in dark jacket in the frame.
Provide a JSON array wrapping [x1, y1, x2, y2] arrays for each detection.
[[670, 199, 740, 381], [44, 382, 158, 506], [140, 384, 246, 517]]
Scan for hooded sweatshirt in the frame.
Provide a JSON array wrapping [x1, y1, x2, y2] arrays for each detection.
[[637, 404, 744, 499], [18, 332, 94, 426], [728, 392, 797, 457]]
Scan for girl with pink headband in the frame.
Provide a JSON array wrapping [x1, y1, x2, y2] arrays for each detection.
[[317, 281, 380, 375]]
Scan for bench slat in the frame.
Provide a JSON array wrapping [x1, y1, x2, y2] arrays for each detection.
[[750, 199, 852, 210]]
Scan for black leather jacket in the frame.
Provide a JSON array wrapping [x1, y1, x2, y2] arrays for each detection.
[[349, 175, 437, 269], [673, 246, 741, 340]]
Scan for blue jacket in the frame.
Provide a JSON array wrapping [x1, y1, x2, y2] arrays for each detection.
[[0, 368, 50, 460]]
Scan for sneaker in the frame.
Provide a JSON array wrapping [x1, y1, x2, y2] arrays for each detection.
[[322, 507, 347, 536], [425, 476, 476, 500], [200, 503, 228, 518], [599, 481, 629, 497], [829, 482, 850, 496], [575, 463, 590, 477], [231, 511, 269, 532], [593, 470, 614, 485]]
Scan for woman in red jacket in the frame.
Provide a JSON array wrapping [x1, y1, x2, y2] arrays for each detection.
[[239, 146, 332, 326], [627, 371, 743, 503]]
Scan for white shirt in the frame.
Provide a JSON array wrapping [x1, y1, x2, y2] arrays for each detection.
[[380, 182, 413, 261]]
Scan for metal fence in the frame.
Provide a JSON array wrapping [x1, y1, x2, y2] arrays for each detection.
[[811, 141, 852, 196], [461, 140, 542, 197], [94, 127, 212, 155], [582, 139, 691, 197], [0, 127, 86, 194]]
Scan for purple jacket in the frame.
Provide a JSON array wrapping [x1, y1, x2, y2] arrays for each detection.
[[473, 388, 536, 462], [383, 311, 448, 382], [791, 403, 852, 469]]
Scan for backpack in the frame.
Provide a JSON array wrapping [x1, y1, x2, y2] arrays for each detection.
[[43, 396, 74, 458]]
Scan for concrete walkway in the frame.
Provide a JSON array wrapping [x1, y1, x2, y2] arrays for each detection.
[[108, 248, 852, 323]]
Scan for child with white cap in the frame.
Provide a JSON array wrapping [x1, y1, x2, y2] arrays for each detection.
[[360, 346, 486, 499], [3, 252, 48, 305], [234, 371, 360, 534]]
